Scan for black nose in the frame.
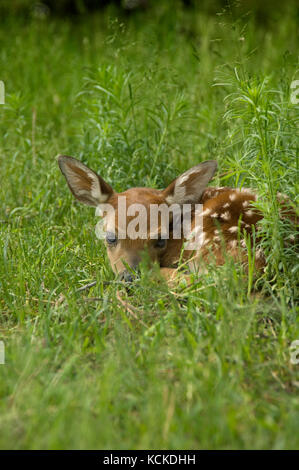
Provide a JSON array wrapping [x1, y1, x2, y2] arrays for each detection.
[[119, 270, 134, 282], [119, 269, 139, 283]]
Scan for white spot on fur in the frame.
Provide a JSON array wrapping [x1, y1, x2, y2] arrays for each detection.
[[229, 193, 237, 201], [211, 212, 218, 218], [228, 226, 238, 233], [221, 211, 231, 221], [229, 240, 237, 248], [223, 202, 230, 209], [245, 210, 254, 217]]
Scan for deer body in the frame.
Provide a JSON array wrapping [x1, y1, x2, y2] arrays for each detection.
[[159, 186, 265, 277], [58, 155, 282, 282]]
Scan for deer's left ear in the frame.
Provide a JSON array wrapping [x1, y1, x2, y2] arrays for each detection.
[[57, 155, 114, 207], [163, 160, 217, 205]]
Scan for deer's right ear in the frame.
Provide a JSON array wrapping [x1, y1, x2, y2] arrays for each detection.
[[57, 155, 114, 207], [163, 160, 217, 205]]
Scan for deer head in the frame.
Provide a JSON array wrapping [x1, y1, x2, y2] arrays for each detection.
[[58, 155, 217, 281]]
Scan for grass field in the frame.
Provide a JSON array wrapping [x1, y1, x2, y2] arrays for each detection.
[[0, 1, 298, 449]]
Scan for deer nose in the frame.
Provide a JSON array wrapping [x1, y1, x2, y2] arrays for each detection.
[[120, 270, 134, 282], [119, 268, 140, 283]]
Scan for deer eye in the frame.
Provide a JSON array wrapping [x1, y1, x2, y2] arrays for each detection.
[[155, 237, 167, 249], [106, 232, 118, 246]]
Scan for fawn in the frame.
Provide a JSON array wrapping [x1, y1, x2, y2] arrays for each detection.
[[58, 155, 295, 283]]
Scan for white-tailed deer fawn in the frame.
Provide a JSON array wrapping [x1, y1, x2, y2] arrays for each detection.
[[58, 155, 296, 283]]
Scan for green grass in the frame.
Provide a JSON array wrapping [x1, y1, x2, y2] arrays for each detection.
[[0, 1, 298, 449]]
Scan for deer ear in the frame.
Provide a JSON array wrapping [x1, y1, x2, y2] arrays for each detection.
[[57, 155, 114, 207], [163, 160, 217, 205]]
